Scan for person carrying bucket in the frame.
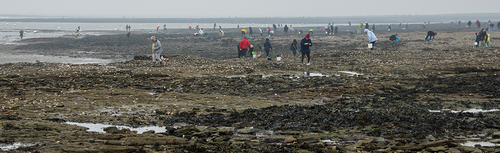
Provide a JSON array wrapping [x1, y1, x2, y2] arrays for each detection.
[[364, 29, 378, 50]]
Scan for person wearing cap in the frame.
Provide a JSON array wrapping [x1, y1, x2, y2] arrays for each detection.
[[300, 33, 313, 65], [239, 35, 251, 58], [364, 29, 378, 50], [150, 36, 165, 67]]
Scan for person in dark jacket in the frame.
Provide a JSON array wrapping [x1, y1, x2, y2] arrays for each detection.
[[365, 22, 369, 29], [389, 34, 398, 43], [300, 33, 313, 65], [334, 26, 338, 35], [264, 38, 273, 58], [478, 29, 488, 47], [249, 27, 253, 36], [426, 31, 437, 40], [290, 39, 298, 56]]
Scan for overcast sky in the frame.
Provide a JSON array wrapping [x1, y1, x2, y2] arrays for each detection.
[[2, 0, 500, 18]]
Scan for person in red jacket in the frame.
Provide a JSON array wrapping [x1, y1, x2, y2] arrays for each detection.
[[239, 36, 251, 58]]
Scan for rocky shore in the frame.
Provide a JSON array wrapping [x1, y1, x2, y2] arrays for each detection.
[[1, 23, 500, 152]]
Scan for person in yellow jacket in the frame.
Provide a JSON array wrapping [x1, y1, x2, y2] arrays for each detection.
[[486, 34, 491, 47], [357, 23, 363, 34]]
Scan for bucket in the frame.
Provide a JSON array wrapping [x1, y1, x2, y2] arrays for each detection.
[[368, 43, 373, 48], [397, 38, 400, 42], [474, 42, 478, 46], [277, 57, 281, 61], [252, 55, 256, 58]]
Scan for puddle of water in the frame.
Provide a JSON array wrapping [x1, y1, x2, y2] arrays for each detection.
[[303, 72, 331, 77], [461, 141, 500, 147], [338, 71, 363, 76], [429, 108, 500, 113], [0, 52, 121, 65], [0, 143, 37, 151], [65, 122, 167, 134]]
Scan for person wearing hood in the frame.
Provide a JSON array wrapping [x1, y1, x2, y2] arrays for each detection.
[[150, 36, 165, 67], [300, 33, 313, 65], [364, 29, 378, 50]]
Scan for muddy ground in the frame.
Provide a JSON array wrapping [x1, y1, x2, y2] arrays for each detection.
[[1, 23, 500, 152]]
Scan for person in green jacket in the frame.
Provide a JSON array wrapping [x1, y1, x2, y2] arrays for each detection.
[[254, 39, 263, 58]]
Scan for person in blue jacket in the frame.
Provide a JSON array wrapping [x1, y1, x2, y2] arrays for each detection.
[[300, 33, 313, 65]]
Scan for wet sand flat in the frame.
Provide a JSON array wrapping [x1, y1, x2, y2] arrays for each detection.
[[1, 23, 500, 152]]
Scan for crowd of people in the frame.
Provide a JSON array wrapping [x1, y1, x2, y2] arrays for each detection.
[[34, 20, 495, 68]]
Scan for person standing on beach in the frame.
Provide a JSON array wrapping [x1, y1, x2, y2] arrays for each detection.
[[467, 20, 472, 28], [19, 30, 24, 39], [239, 36, 251, 58], [478, 29, 488, 47], [300, 33, 313, 65], [486, 33, 491, 47], [334, 26, 338, 35], [388, 24, 391, 32], [254, 39, 263, 58], [127, 32, 130, 39], [364, 29, 378, 50], [150, 36, 165, 67], [264, 38, 273, 58], [290, 39, 298, 57], [284, 25, 289, 35], [259, 28, 263, 36], [358, 23, 363, 34], [476, 20, 480, 28], [348, 21, 351, 26], [474, 32, 480, 48], [498, 21, 500, 31], [249, 27, 253, 36], [372, 23, 375, 31], [365, 22, 369, 29]]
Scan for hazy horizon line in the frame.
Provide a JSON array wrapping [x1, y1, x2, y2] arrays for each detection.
[[1, 12, 499, 19]]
